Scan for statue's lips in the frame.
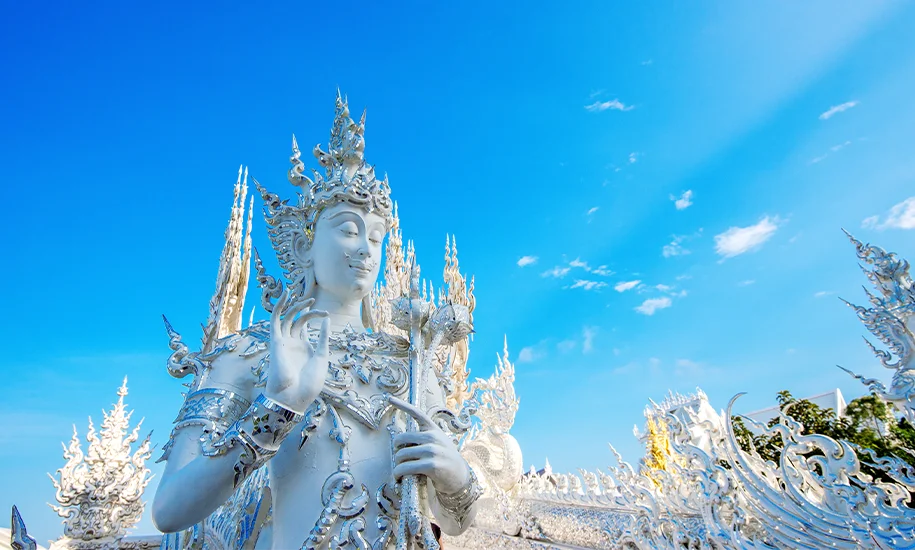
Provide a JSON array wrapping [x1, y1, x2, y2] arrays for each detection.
[[349, 262, 375, 276]]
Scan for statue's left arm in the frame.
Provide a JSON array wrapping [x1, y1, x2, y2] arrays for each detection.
[[389, 396, 482, 535]]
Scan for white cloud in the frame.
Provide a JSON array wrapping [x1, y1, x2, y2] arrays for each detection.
[[584, 99, 634, 112], [542, 266, 571, 278], [614, 280, 642, 292], [655, 284, 672, 292], [587, 206, 599, 216], [557, 340, 577, 353], [582, 326, 597, 353], [628, 152, 639, 164], [861, 197, 915, 230], [814, 290, 835, 298], [819, 100, 859, 120], [570, 279, 607, 291], [591, 265, 614, 276], [635, 297, 672, 315], [810, 154, 829, 164], [517, 255, 538, 267], [738, 279, 756, 287], [518, 347, 540, 363], [714, 216, 780, 258], [674, 358, 704, 377], [662, 235, 691, 257], [589, 89, 605, 99], [641, 59, 653, 66], [810, 140, 852, 164], [569, 258, 590, 270], [861, 215, 880, 229], [675, 274, 692, 281], [671, 190, 693, 210]]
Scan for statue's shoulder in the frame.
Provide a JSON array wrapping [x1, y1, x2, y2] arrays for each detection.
[[197, 320, 271, 392]]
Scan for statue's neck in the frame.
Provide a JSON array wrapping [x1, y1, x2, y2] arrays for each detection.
[[310, 288, 365, 333]]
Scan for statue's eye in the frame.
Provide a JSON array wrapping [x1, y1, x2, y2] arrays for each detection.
[[340, 222, 359, 237], [369, 232, 383, 245]]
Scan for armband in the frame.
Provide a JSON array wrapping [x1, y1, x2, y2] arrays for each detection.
[[158, 387, 251, 462], [207, 393, 304, 486]]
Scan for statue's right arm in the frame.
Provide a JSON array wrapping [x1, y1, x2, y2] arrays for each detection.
[[151, 342, 261, 533], [153, 294, 330, 533]]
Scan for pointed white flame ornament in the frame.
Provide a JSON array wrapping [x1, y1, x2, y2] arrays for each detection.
[[48, 379, 153, 548]]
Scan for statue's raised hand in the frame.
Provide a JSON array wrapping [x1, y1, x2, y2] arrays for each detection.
[[264, 291, 330, 414]]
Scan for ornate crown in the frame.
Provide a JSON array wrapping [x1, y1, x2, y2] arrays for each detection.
[[255, 92, 394, 287]]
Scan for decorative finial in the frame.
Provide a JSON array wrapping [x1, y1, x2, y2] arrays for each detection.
[[11, 506, 37, 550]]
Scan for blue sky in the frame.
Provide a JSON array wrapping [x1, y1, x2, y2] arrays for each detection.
[[3, 0, 915, 543]]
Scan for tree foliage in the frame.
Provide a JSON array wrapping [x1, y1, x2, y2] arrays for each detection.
[[731, 391, 915, 468]]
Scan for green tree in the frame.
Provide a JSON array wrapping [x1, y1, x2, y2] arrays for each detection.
[[732, 391, 915, 468]]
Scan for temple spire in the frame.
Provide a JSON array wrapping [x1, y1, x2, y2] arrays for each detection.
[[202, 166, 255, 351]]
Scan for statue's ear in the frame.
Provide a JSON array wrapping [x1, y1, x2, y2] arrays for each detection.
[[292, 232, 311, 266]]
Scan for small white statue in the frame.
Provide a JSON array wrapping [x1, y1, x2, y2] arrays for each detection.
[[152, 93, 481, 550]]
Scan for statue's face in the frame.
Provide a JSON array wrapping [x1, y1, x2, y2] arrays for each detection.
[[307, 202, 386, 303]]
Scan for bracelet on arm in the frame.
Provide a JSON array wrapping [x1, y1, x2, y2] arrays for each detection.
[[206, 393, 304, 486], [159, 387, 251, 462], [435, 465, 483, 527]]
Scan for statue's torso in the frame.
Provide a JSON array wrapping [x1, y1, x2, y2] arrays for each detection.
[[210, 324, 445, 550]]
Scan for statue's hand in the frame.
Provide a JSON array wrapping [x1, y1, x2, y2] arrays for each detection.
[[264, 290, 330, 414], [389, 396, 471, 495]]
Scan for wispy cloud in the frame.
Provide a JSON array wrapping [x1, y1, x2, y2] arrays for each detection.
[[570, 279, 607, 291], [518, 346, 541, 363], [671, 190, 693, 210], [819, 100, 859, 120], [641, 59, 653, 66], [538, 257, 613, 280], [635, 297, 672, 315], [831, 140, 852, 152], [738, 279, 756, 287], [586, 206, 599, 216], [674, 358, 704, 377], [628, 152, 639, 164], [517, 255, 538, 267], [814, 290, 834, 298], [662, 235, 691, 258], [615, 280, 642, 292], [584, 99, 634, 112], [582, 326, 597, 353], [589, 89, 605, 99], [591, 265, 614, 276], [557, 340, 577, 353], [810, 153, 829, 164], [810, 140, 852, 164], [542, 266, 571, 278], [861, 197, 915, 230], [714, 216, 780, 258], [612, 357, 662, 376]]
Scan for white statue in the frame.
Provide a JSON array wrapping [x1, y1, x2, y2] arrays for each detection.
[[152, 93, 481, 550]]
